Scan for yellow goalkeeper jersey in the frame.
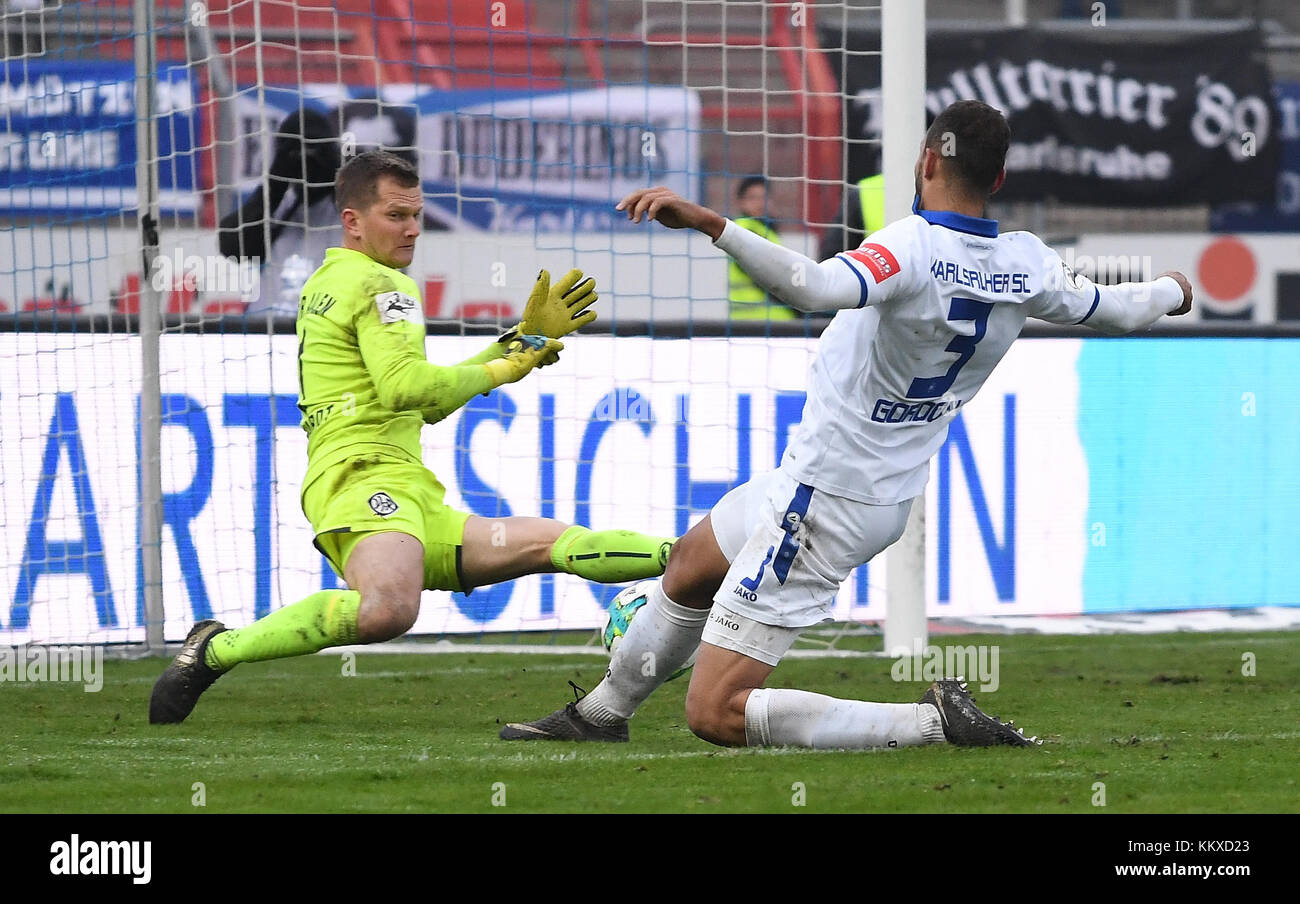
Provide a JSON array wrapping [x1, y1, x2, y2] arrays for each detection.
[[295, 247, 492, 493]]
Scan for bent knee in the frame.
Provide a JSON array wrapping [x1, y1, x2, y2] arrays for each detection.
[[664, 533, 727, 604], [684, 694, 723, 745], [685, 688, 748, 747], [357, 593, 420, 642]]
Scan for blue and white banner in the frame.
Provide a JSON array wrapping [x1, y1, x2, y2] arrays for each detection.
[[0, 61, 199, 216], [1, 335, 1297, 645], [236, 84, 700, 231]]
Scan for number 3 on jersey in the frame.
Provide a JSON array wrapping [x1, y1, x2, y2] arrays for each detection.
[[906, 296, 994, 399]]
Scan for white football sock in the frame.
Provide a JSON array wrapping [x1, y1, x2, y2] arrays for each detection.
[[577, 582, 709, 727], [744, 688, 947, 749]]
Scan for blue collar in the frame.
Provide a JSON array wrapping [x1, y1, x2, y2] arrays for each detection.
[[912, 194, 999, 237]]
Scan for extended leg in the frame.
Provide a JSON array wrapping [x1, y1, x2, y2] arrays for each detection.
[[685, 624, 945, 749], [149, 531, 423, 724], [458, 516, 674, 590], [498, 514, 729, 740]]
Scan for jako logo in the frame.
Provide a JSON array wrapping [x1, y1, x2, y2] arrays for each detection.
[[49, 835, 151, 885], [711, 612, 741, 631]]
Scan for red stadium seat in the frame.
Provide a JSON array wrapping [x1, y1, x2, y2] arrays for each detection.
[[372, 0, 569, 90], [214, 0, 384, 85], [92, 1, 380, 84], [90, 1, 591, 97]]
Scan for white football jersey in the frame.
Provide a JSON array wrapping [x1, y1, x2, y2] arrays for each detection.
[[782, 207, 1100, 504]]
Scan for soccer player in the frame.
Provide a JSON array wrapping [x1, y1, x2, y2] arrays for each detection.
[[150, 151, 675, 724], [500, 100, 1193, 748]]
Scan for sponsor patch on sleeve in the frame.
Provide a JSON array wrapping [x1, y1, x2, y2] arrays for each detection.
[[845, 243, 902, 284], [374, 290, 421, 324]]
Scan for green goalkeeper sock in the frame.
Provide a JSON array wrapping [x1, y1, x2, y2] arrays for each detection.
[[550, 526, 675, 583], [205, 590, 361, 671]]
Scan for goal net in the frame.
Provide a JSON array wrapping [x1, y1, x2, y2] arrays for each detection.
[[1, 0, 926, 656]]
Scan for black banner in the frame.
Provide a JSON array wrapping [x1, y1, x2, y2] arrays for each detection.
[[822, 26, 1280, 206], [3, 814, 1287, 889]]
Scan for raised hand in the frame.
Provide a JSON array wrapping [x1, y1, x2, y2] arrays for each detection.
[[616, 187, 727, 240], [520, 268, 598, 339]]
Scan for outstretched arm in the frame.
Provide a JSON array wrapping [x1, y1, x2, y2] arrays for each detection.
[[455, 340, 509, 368], [419, 266, 598, 421], [1029, 247, 1193, 333], [1082, 272, 1192, 335], [617, 186, 864, 313], [416, 337, 514, 424], [357, 306, 560, 424], [714, 219, 864, 312], [414, 339, 509, 425]]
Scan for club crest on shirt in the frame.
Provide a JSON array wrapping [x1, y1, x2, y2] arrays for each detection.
[[368, 492, 399, 516], [1060, 261, 1088, 291], [847, 243, 902, 283], [375, 290, 421, 324]]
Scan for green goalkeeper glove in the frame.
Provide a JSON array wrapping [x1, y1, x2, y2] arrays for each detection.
[[483, 334, 563, 387], [516, 268, 598, 340]]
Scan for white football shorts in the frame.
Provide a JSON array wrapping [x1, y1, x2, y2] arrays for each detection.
[[703, 469, 912, 664]]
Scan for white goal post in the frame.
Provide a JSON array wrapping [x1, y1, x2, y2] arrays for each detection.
[[882, 0, 929, 657]]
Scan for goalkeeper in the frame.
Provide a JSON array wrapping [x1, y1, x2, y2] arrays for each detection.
[[150, 151, 675, 724]]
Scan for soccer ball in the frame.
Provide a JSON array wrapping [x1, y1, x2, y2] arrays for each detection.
[[601, 580, 697, 681]]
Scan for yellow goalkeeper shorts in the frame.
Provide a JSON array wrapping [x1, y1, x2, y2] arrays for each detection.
[[302, 454, 470, 592]]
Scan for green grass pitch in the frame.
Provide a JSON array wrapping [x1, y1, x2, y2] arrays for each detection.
[[3, 631, 1297, 813]]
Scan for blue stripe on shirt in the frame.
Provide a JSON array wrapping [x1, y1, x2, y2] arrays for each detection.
[[837, 254, 870, 308], [1076, 286, 1101, 324]]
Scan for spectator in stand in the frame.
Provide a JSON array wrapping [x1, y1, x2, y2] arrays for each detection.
[[728, 176, 797, 321]]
